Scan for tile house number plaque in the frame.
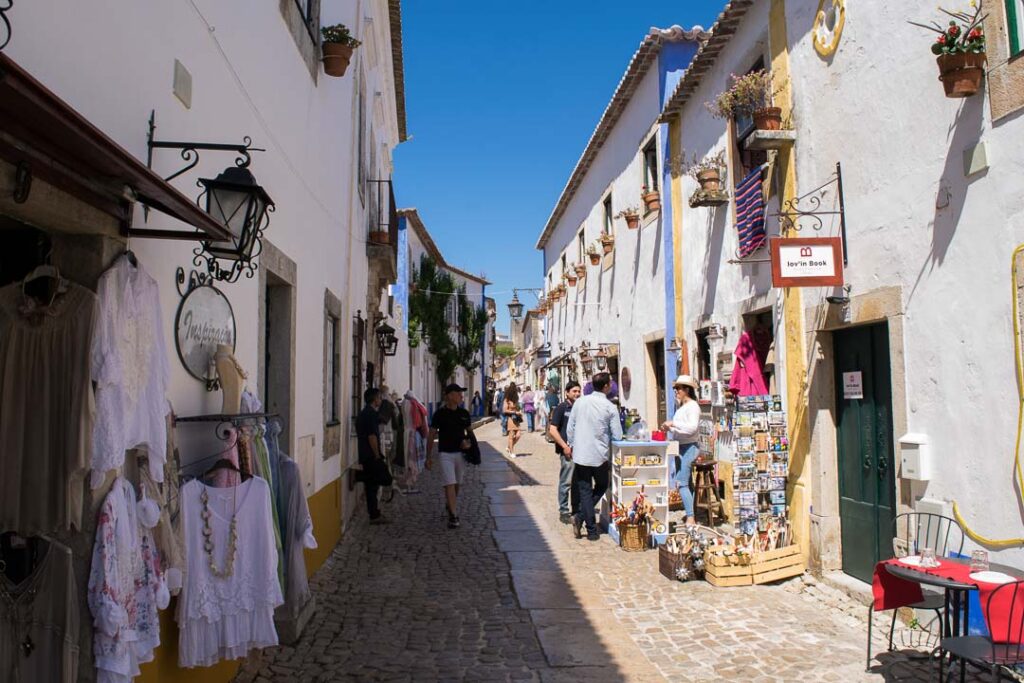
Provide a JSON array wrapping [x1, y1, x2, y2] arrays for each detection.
[[174, 268, 236, 382]]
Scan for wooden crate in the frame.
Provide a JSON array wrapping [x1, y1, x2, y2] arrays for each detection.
[[704, 544, 804, 587]]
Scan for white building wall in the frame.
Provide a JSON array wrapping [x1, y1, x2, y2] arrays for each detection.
[[8, 0, 401, 505], [783, 0, 1024, 566], [543, 65, 667, 415], [676, 1, 778, 383]]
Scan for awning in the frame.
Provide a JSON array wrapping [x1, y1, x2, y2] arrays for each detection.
[[0, 54, 230, 241]]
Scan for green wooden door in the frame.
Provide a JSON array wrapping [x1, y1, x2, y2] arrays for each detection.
[[834, 323, 896, 583]]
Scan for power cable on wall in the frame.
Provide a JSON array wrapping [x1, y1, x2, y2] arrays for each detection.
[[951, 242, 1024, 548]]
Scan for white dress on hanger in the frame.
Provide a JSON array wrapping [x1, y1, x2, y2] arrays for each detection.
[[90, 255, 170, 488], [176, 477, 283, 668], [87, 477, 165, 683]]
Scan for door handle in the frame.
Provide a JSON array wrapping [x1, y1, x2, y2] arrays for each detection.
[[878, 458, 888, 478], [863, 456, 872, 472]]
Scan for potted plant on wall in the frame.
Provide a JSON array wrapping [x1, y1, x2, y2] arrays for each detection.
[[599, 233, 615, 255], [617, 206, 641, 230], [910, 3, 987, 98], [686, 150, 727, 191], [708, 69, 784, 130], [321, 24, 362, 78], [587, 243, 601, 266], [641, 186, 661, 212], [566, 268, 578, 287], [574, 262, 587, 279]]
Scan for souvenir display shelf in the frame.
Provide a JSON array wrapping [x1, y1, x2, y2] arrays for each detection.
[[605, 440, 672, 547]]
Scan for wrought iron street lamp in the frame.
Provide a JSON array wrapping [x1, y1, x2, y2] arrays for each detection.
[[196, 166, 274, 283], [507, 292, 524, 320], [375, 321, 399, 356]]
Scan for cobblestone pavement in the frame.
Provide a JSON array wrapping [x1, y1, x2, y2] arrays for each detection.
[[238, 422, 996, 682]]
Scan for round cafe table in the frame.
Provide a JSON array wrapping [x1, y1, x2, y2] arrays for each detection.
[[884, 556, 1024, 638]]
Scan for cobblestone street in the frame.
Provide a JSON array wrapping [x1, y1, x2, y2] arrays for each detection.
[[238, 423, 987, 682]]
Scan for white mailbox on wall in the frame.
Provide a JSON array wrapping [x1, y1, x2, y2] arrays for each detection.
[[898, 433, 931, 480]]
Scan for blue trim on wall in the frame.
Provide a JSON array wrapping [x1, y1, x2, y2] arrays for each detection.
[[657, 41, 700, 416], [396, 215, 409, 332]]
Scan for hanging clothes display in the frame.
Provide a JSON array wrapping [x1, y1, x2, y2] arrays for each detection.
[[87, 477, 167, 683], [176, 477, 283, 668], [0, 535, 80, 683], [90, 255, 171, 488], [401, 391, 428, 491], [0, 278, 97, 533], [728, 331, 770, 397], [274, 453, 317, 631]]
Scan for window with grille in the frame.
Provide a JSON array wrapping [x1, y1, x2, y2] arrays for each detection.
[[325, 314, 340, 424], [602, 195, 613, 235], [642, 137, 659, 193]]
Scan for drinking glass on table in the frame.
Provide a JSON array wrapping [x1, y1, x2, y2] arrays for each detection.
[[970, 549, 990, 572], [921, 547, 938, 568]]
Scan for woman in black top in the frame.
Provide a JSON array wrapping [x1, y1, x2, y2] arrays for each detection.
[[504, 383, 522, 457]]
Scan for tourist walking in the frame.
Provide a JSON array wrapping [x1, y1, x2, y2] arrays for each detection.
[[549, 381, 582, 525], [661, 375, 701, 527], [567, 373, 622, 541], [426, 383, 475, 529], [495, 386, 507, 435], [536, 387, 550, 434], [356, 387, 393, 525], [504, 384, 523, 457], [522, 385, 536, 432], [471, 390, 483, 418]]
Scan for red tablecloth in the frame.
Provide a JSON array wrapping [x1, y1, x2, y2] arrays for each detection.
[[872, 558, 1024, 643]]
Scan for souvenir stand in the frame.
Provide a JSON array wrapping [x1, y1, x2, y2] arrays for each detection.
[[697, 380, 734, 521], [604, 439, 673, 548], [702, 393, 804, 586]]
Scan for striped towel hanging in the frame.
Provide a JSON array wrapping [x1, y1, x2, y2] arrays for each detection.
[[735, 163, 768, 258]]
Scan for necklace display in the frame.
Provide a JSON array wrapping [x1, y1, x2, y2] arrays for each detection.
[[200, 486, 238, 578]]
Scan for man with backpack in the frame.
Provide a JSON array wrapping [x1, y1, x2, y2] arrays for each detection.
[[548, 381, 581, 525]]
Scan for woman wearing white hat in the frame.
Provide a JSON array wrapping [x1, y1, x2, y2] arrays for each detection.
[[661, 375, 701, 526]]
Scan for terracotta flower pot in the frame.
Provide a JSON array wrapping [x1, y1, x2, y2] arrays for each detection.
[[369, 230, 389, 244], [642, 191, 661, 212], [567, 274, 578, 286], [624, 214, 640, 230], [937, 52, 986, 98], [753, 107, 783, 131], [600, 238, 614, 255], [697, 168, 722, 192], [323, 43, 354, 77], [588, 253, 601, 266]]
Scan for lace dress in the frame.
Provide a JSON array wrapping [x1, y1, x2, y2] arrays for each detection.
[[87, 478, 166, 683], [176, 477, 283, 668], [90, 256, 171, 488]]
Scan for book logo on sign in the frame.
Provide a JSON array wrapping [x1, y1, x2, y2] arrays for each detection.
[[800, 246, 812, 257]]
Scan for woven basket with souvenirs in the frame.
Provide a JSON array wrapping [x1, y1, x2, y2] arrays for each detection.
[[617, 520, 650, 551]]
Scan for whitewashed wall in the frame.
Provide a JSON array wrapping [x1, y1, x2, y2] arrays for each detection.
[[784, 0, 1024, 567], [676, 0, 779, 384], [543, 65, 667, 417], [8, 0, 401, 503]]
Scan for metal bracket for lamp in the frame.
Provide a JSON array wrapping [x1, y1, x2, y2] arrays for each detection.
[[730, 162, 849, 265], [0, 0, 13, 52]]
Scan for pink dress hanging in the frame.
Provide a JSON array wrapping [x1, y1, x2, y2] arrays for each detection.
[[729, 331, 770, 396]]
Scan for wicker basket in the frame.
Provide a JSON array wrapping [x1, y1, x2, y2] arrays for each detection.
[[658, 544, 685, 579], [617, 520, 650, 551]]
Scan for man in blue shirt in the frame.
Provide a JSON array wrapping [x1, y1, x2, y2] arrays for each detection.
[[567, 373, 623, 541]]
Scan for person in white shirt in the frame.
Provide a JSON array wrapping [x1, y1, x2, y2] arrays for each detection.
[[661, 375, 701, 526], [567, 372, 623, 540]]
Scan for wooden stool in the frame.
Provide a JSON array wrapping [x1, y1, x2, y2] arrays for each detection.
[[692, 461, 723, 526]]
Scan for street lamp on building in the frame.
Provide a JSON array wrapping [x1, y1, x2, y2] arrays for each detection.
[[375, 320, 399, 356], [197, 166, 274, 283], [507, 292, 524, 320]]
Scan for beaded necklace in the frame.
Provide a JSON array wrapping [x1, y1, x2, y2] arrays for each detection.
[[200, 485, 238, 578]]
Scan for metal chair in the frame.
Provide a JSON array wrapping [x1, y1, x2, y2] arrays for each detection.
[[866, 512, 966, 671], [940, 580, 1024, 682]]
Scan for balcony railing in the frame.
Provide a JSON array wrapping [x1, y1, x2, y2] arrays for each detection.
[[367, 179, 398, 252]]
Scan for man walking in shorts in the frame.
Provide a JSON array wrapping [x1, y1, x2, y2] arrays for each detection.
[[427, 383, 474, 529]]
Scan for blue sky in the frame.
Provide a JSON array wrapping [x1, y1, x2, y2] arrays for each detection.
[[393, 1, 725, 336]]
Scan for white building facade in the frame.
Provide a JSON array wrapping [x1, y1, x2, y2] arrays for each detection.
[[536, 27, 705, 423], [662, 0, 1024, 577], [1, 0, 405, 679]]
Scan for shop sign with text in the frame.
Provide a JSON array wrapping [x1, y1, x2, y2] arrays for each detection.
[[770, 237, 844, 288]]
